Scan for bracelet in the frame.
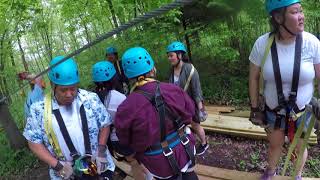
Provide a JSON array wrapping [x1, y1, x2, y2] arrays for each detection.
[[53, 161, 63, 171]]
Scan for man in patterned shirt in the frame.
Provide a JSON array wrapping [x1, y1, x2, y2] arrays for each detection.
[[23, 56, 115, 180]]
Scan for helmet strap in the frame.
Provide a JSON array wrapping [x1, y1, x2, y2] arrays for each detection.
[[174, 52, 182, 68], [281, 24, 296, 36], [279, 7, 296, 37]]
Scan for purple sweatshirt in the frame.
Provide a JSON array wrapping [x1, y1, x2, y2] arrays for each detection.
[[115, 81, 195, 177]]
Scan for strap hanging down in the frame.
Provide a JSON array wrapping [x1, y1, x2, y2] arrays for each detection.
[[270, 33, 302, 110], [53, 104, 91, 159]]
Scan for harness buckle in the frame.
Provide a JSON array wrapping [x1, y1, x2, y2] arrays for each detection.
[[163, 147, 173, 157], [178, 124, 185, 131], [277, 108, 286, 116], [181, 136, 189, 146]]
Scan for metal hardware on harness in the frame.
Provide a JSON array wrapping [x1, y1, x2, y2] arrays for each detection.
[[162, 147, 174, 157], [181, 136, 190, 146], [135, 81, 195, 175]]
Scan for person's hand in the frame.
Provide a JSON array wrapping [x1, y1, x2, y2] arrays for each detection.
[[249, 107, 266, 127], [198, 108, 208, 122], [94, 145, 109, 174], [53, 161, 73, 179], [310, 97, 320, 120]]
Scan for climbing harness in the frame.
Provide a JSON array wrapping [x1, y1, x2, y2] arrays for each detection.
[[135, 81, 195, 178]]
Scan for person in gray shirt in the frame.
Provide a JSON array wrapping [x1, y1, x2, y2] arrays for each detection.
[[167, 41, 208, 155]]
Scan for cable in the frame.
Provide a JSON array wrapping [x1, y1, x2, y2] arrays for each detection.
[[0, 0, 195, 104]]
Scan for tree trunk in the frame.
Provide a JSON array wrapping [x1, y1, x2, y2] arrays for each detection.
[[0, 29, 8, 70], [8, 41, 16, 66], [0, 99, 26, 149], [41, 29, 52, 61], [17, 35, 29, 72], [106, 0, 119, 28], [181, 10, 192, 63]]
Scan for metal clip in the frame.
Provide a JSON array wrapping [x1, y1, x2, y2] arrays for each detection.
[[162, 147, 173, 157]]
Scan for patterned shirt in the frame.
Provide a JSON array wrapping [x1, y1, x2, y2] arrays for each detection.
[[23, 89, 115, 179], [24, 84, 44, 118]]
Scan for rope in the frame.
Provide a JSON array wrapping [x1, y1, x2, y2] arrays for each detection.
[[0, 0, 195, 104]]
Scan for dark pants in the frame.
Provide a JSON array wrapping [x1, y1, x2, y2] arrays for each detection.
[[154, 171, 199, 180]]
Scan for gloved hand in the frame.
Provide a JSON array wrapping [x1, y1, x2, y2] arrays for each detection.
[[53, 161, 73, 180], [198, 108, 208, 122], [94, 145, 109, 174], [249, 107, 266, 127], [310, 97, 320, 120]]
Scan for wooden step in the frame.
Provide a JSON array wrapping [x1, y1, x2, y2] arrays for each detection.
[[201, 114, 318, 144], [195, 164, 319, 180], [114, 161, 319, 180], [206, 106, 236, 113]]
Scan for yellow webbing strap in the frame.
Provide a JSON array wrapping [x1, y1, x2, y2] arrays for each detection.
[[259, 34, 274, 94], [44, 92, 63, 158], [184, 64, 195, 91], [130, 78, 156, 93], [292, 114, 316, 178], [281, 110, 315, 178], [116, 61, 122, 75]]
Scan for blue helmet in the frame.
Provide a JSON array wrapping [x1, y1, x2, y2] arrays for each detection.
[[166, 41, 187, 53], [266, 0, 300, 14], [48, 56, 79, 86], [106, 46, 117, 55], [92, 61, 116, 82], [121, 47, 154, 79]]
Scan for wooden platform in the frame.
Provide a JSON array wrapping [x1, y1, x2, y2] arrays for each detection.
[[202, 112, 318, 144], [115, 160, 319, 180], [195, 164, 319, 180]]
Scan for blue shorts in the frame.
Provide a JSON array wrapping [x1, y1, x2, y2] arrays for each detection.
[[265, 110, 312, 133]]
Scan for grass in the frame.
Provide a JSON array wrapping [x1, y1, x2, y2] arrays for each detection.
[[250, 150, 260, 166], [0, 133, 39, 177]]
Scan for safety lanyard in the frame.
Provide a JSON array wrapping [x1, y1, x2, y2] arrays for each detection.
[[53, 102, 92, 159], [44, 93, 63, 158], [270, 33, 302, 111], [259, 33, 274, 94]]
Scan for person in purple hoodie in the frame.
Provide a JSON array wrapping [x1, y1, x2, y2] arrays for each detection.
[[114, 47, 198, 180]]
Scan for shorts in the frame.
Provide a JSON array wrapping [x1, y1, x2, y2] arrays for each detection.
[[265, 110, 311, 133]]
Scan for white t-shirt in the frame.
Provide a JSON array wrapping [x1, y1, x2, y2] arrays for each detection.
[[249, 31, 320, 110], [104, 90, 126, 141], [52, 99, 85, 161]]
